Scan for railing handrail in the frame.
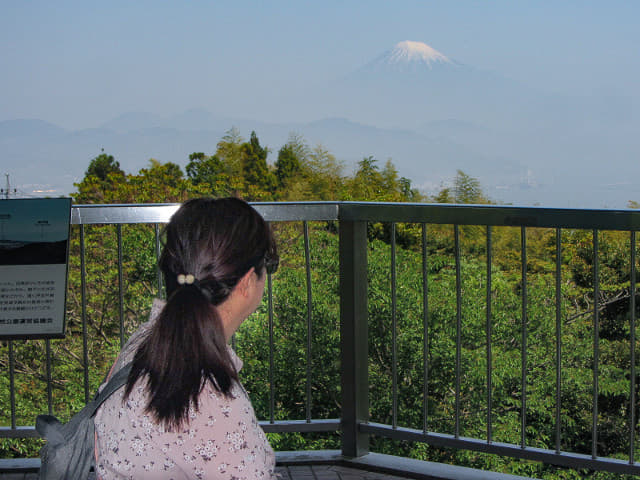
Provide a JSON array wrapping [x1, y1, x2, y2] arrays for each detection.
[[70, 202, 340, 224], [71, 201, 640, 230]]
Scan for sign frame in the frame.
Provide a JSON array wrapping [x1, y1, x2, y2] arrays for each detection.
[[0, 197, 71, 339]]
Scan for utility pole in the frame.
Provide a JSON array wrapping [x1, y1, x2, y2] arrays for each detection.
[[1, 174, 17, 199]]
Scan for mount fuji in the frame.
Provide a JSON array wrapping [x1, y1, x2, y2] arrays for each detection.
[[359, 40, 461, 73], [316, 40, 535, 131]]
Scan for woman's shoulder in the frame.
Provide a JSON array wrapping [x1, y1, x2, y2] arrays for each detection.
[[118, 299, 165, 365]]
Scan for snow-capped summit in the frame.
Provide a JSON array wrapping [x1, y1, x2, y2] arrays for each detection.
[[386, 41, 451, 66], [358, 40, 458, 74]]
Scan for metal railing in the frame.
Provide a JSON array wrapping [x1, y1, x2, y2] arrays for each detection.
[[1, 201, 640, 477], [338, 202, 640, 476]]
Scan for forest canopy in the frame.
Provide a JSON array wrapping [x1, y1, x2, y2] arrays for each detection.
[[72, 128, 485, 205]]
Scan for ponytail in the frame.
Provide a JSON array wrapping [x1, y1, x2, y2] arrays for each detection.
[[125, 285, 238, 431]]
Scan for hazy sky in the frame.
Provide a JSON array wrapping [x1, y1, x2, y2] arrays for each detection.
[[2, 0, 638, 129]]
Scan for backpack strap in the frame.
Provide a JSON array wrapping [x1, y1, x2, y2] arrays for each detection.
[[87, 362, 133, 418]]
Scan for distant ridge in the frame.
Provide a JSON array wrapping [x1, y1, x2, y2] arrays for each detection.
[[0, 119, 66, 139]]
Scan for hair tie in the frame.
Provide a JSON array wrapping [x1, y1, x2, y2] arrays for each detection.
[[177, 274, 195, 285], [176, 273, 214, 303]]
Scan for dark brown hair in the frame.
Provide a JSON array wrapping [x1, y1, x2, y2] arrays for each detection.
[[124, 197, 278, 431]]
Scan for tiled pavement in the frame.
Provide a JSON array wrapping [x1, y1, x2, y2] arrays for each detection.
[[0, 474, 37, 480], [276, 464, 411, 479], [0, 452, 539, 479], [0, 465, 410, 480]]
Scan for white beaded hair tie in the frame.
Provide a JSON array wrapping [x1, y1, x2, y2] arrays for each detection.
[[177, 274, 195, 285]]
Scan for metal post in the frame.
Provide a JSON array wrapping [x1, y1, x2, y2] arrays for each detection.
[[391, 222, 398, 430], [9, 341, 16, 429], [593, 230, 600, 459], [555, 228, 563, 454], [304, 221, 313, 423], [422, 223, 429, 434], [46, 339, 53, 416], [80, 225, 90, 404], [267, 222, 275, 424], [629, 231, 636, 464], [340, 220, 369, 457], [521, 226, 528, 448], [486, 226, 493, 443], [455, 225, 462, 438], [268, 271, 275, 424], [117, 224, 125, 348], [154, 224, 163, 297]]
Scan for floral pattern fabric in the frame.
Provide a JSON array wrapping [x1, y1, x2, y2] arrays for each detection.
[[94, 299, 276, 479]]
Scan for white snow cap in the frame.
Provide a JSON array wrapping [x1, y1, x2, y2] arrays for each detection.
[[388, 41, 450, 65]]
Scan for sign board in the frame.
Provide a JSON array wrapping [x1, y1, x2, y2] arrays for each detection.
[[0, 198, 71, 339]]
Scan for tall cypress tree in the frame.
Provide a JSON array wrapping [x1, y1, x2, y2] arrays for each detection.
[[275, 143, 301, 188], [242, 131, 276, 197]]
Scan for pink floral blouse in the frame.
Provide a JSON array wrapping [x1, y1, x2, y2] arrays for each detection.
[[94, 299, 276, 479]]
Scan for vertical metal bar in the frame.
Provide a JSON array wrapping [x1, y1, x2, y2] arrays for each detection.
[[422, 223, 429, 434], [117, 224, 125, 348], [630, 230, 637, 464], [154, 223, 163, 297], [265, 220, 275, 424], [454, 225, 461, 438], [486, 226, 493, 444], [80, 224, 90, 404], [9, 340, 16, 429], [303, 221, 313, 423], [46, 339, 53, 416], [521, 226, 527, 449], [555, 228, 562, 454], [268, 263, 275, 424], [340, 219, 369, 457], [592, 229, 600, 459], [391, 222, 398, 429]]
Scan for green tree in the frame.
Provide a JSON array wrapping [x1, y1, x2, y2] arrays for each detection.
[[74, 152, 126, 203], [241, 131, 277, 200], [347, 156, 384, 200], [453, 170, 485, 204], [301, 145, 345, 200], [185, 152, 229, 196], [215, 127, 245, 177], [433, 186, 453, 203], [126, 159, 193, 202], [85, 153, 124, 181], [275, 143, 302, 190], [399, 176, 421, 201]]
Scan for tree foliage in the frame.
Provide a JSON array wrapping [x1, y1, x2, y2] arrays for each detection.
[[85, 152, 124, 181], [454, 169, 486, 204]]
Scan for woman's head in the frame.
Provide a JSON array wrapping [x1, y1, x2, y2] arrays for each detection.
[[160, 197, 278, 305], [127, 197, 278, 430]]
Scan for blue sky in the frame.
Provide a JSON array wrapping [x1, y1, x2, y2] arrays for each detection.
[[1, 1, 638, 129]]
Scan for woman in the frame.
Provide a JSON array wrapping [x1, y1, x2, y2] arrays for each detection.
[[94, 197, 279, 479]]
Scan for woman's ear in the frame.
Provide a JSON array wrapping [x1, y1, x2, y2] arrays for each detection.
[[238, 267, 255, 297]]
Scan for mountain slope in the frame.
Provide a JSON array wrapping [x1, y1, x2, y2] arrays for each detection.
[[360, 40, 458, 72]]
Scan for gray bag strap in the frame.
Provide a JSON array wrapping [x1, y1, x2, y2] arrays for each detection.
[[36, 362, 133, 439], [87, 362, 133, 417]]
